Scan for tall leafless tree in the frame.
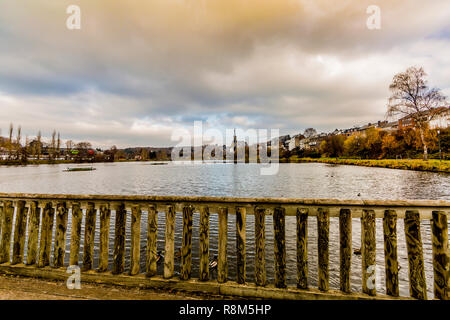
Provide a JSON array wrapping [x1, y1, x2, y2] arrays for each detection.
[[66, 139, 74, 159], [8, 123, 13, 160], [36, 131, 42, 160], [304, 128, 317, 138], [22, 136, 30, 162], [57, 132, 61, 159], [16, 125, 22, 160], [387, 66, 447, 160], [51, 130, 56, 161]]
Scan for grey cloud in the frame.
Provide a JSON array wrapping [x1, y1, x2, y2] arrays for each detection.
[[0, 0, 449, 147]]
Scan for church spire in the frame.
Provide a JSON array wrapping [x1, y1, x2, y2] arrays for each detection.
[[233, 128, 237, 163]]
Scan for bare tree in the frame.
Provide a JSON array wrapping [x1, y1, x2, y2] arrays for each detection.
[[304, 128, 317, 138], [76, 142, 92, 150], [76, 142, 92, 160], [8, 123, 13, 160], [22, 135, 30, 162], [141, 148, 149, 161], [66, 140, 74, 150], [16, 125, 22, 160], [57, 132, 61, 158], [51, 130, 56, 160], [36, 131, 42, 160], [387, 66, 447, 160], [66, 139, 74, 159]]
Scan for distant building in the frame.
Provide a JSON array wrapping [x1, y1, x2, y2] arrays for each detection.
[[331, 129, 344, 136], [398, 116, 415, 129], [299, 133, 328, 150], [356, 123, 376, 132], [288, 135, 302, 151], [0, 147, 8, 160], [376, 120, 398, 132], [429, 107, 450, 129], [272, 135, 291, 149], [398, 107, 450, 129]]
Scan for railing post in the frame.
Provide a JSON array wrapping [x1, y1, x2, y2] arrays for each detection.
[[69, 202, 82, 266], [274, 207, 286, 288], [297, 208, 308, 289], [383, 210, 399, 297], [217, 207, 228, 283], [164, 205, 175, 279], [317, 208, 329, 292], [112, 202, 126, 275], [404, 210, 427, 300], [12, 200, 28, 265], [181, 205, 193, 280], [26, 201, 40, 265], [130, 204, 142, 275], [236, 206, 246, 284], [254, 207, 266, 286], [38, 202, 54, 268], [47, 204, 55, 264], [146, 205, 158, 277], [0, 204, 3, 236], [53, 201, 68, 268], [199, 206, 210, 281], [0, 201, 14, 263], [82, 202, 97, 271], [339, 208, 352, 293], [362, 209, 376, 296], [98, 203, 111, 272], [431, 211, 449, 300]]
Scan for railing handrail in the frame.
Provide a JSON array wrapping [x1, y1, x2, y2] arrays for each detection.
[[0, 192, 448, 208], [0, 193, 448, 219]]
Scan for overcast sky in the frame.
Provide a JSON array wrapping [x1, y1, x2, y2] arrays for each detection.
[[0, 0, 449, 148]]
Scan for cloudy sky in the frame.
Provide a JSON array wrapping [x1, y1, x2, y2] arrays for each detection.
[[0, 0, 449, 148]]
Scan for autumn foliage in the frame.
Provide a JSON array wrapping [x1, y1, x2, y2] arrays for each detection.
[[317, 127, 447, 160]]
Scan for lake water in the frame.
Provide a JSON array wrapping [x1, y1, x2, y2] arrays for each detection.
[[0, 161, 448, 298]]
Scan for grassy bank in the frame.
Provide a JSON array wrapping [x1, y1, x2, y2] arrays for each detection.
[[286, 157, 450, 173], [0, 159, 77, 166]]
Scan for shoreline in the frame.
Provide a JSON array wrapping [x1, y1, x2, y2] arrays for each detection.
[[1, 158, 449, 173], [283, 157, 450, 173], [0, 159, 166, 166]]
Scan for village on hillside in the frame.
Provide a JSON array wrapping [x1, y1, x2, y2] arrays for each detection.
[[283, 106, 449, 152], [0, 106, 448, 164]]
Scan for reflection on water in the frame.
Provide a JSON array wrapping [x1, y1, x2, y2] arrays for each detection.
[[1, 162, 448, 298]]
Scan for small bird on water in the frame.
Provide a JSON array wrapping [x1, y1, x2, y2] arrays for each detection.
[[156, 251, 164, 264], [353, 248, 362, 255], [175, 248, 182, 260], [209, 255, 218, 269]]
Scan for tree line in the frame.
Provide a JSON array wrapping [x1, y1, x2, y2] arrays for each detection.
[[0, 124, 101, 163], [318, 126, 448, 159]]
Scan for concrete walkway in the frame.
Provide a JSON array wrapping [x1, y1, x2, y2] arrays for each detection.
[[0, 274, 231, 300]]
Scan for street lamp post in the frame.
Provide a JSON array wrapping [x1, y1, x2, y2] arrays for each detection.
[[437, 129, 441, 161]]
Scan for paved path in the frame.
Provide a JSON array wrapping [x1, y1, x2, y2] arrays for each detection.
[[0, 274, 230, 300]]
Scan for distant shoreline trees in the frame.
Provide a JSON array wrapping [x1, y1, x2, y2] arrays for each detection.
[[314, 126, 446, 160], [0, 125, 104, 164]]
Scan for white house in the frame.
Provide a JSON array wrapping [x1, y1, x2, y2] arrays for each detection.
[[288, 135, 302, 151], [429, 107, 450, 129]]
